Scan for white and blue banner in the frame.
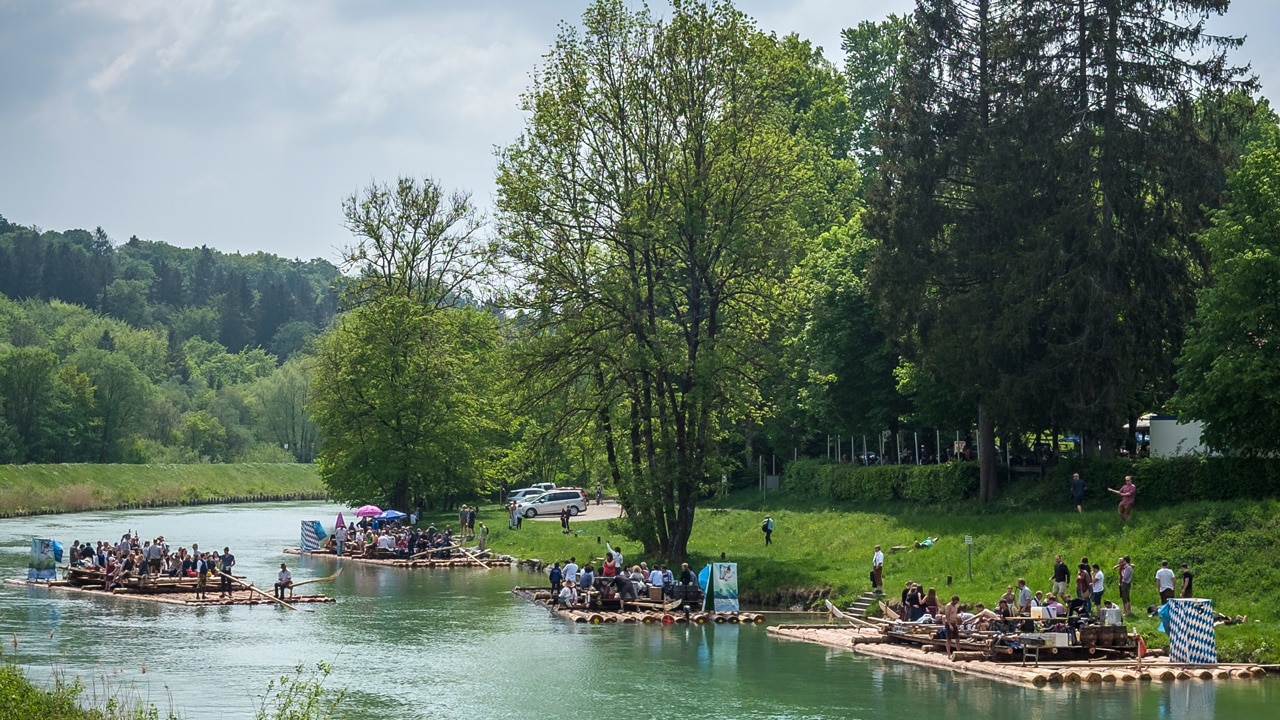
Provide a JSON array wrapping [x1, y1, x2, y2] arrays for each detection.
[[712, 562, 739, 613], [1164, 598, 1217, 664], [28, 538, 57, 581], [301, 521, 326, 552]]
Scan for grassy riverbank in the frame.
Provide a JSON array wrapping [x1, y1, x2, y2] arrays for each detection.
[[478, 493, 1280, 664], [0, 464, 325, 517]]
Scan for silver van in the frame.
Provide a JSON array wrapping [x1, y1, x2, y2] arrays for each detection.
[[516, 488, 588, 518]]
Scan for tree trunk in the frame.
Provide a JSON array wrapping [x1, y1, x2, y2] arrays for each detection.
[[978, 401, 998, 503]]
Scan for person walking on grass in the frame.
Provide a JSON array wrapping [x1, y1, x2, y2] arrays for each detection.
[[1108, 476, 1137, 522], [762, 516, 774, 546], [1071, 473, 1087, 513]]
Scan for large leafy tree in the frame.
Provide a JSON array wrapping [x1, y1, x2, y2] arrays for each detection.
[[1175, 108, 1280, 453], [311, 176, 497, 510], [496, 0, 845, 558], [311, 298, 496, 510], [869, 0, 1250, 500], [1030, 0, 1253, 454]]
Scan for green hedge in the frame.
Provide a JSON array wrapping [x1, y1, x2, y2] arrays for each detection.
[[783, 455, 1280, 507], [1053, 456, 1280, 507], [781, 458, 978, 504]]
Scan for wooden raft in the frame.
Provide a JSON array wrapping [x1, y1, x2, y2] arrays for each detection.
[[512, 586, 767, 626], [283, 547, 500, 569], [767, 625, 1269, 687], [5, 578, 335, 608]]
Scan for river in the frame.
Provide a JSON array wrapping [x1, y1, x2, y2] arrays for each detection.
[[0, 501, 1273, 719]]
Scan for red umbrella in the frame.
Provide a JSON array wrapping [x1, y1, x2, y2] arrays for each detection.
[[354, 505, 382, 517]]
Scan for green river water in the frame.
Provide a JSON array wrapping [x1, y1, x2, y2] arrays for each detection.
[[0, 501, 1274, 719]]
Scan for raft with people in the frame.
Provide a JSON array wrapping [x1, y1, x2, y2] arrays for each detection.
[[6, 572, 336, 609], [511, 586, 766, 626]]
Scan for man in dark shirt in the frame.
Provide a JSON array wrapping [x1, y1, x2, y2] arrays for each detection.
[[1180, 564, 1194, 598], [1052, 555, 1070, 597], [1071, 473, 1086, 513]]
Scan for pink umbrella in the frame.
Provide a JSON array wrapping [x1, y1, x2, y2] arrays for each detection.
[[335, 511, 346, 530], [354, 505, 382, 517]]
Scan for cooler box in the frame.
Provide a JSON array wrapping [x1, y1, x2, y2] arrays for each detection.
[[1101, 608, 1123, 626], [647, 586, 663, 601], [1030, 606, 1047, 619]]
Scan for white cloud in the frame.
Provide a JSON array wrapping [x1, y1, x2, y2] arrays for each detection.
[[1, 0, 1276, 262]]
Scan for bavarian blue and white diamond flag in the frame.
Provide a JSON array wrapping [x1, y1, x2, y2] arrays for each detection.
[[301, 521, 326, 552]]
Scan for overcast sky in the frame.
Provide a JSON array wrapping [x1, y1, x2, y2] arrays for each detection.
[[2, 0, 1276, 263]]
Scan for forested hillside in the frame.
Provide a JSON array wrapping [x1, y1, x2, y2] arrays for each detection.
[[0, 214, 335, 465]]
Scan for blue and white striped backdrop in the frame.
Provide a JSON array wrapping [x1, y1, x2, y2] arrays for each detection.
[[1167, 598, 1217, 664]]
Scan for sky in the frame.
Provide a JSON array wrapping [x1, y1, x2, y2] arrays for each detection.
[[2, 0, 1277, 264]]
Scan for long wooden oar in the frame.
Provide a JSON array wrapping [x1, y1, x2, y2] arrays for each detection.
[[290, 566, 343, 589], [410, 543, 461, 560], [216, 571, 309, 612], [459, 546, 491, 569]]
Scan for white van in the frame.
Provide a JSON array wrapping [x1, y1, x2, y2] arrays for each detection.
[[516, 488, 588, 518]]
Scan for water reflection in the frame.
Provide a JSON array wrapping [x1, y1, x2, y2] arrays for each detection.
[[0, 502, 1273, 720]]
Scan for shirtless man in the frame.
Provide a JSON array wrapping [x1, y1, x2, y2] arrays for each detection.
[[942, 595, 961, 655]]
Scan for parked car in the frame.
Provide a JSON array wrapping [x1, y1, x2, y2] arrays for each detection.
[[529, 482, 556, 493], [506, 488, 546, 503], [516, 488, 588, 518]]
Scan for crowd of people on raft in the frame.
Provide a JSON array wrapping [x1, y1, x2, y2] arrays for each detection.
[[326, 515, 490, 559], [892, 552, 1204, 639], [65, 531, 237, 599], [545, 546, 701, 610]]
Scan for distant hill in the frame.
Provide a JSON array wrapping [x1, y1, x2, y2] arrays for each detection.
[[0, 213, 342, 357]]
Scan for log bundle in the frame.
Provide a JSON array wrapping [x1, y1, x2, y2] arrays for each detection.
[[511, 587, 767, 627], [766, 624, 1267, 688], [6, 577, 335, 608]]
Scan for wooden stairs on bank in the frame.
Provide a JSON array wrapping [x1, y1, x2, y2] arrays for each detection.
[[846, 590, 884, 618]]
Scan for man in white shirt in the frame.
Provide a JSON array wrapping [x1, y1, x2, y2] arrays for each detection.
[[562, 557, 579, 585], [872, 545, 885, 593], [1155, 560, 1176, 604], [558, 580, 578, 608], [275, 563, 292, 599], [648, 566, 665, 587], [334, 525, 347, 557]]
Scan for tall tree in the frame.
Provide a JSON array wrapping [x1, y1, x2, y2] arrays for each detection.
[[311, 298, 496, 510], [842, 14, 910, 182], [1174, 108, 1280, 453], [1032, 0, 1253, 454], [497, 0, 840, 558], [340, 177, 490, 310]]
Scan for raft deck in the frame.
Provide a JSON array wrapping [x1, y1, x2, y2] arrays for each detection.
[[5, 578, 335, 608], [284, 547, 505, 569], [512, 586, 766, 626], [768, 624, 1268, 686]]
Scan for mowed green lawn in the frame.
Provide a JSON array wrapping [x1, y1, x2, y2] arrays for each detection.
[[475, 492, 1280, 664], [0, 463, 324, 515]]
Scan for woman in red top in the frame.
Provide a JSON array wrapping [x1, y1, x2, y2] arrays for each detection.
[[601, 551, 618, 577]]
